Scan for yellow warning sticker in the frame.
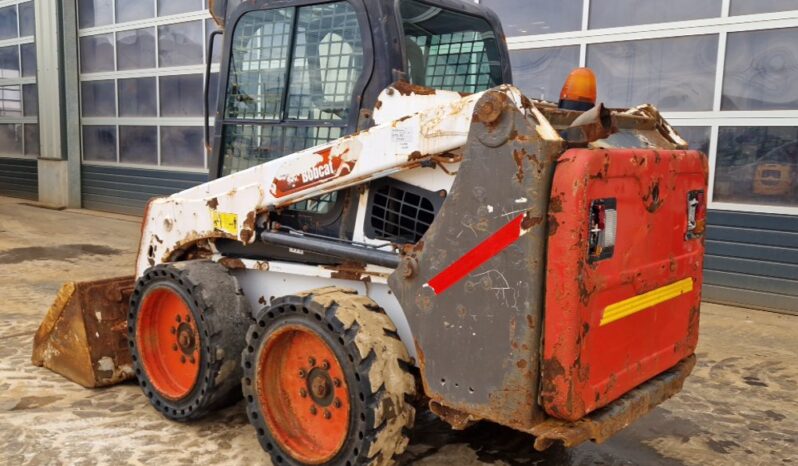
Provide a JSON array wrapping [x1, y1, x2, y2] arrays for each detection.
[[212, 211, 238, 236]]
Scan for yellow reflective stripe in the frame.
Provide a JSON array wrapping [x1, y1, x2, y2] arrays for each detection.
[[600, 278, 694, 326]]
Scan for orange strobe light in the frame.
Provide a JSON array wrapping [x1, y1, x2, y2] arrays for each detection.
[[559, 67, 597, 111]]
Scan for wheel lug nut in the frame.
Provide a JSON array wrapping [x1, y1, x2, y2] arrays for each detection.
[[334, 398, 342, 408], [308, 357, 316, 366], [309, 406, 317, 416], [185, 315, 191, 323], [298, 369, 307, 379], [324, 410, 331, 419], [172, 344, 178, 351], [321, 360, 330, 370], [176, 315, 181, 323], [180, 355, 186, 364], [333, 378, 341, 387], [300, 388, 307, 398], [189, 356, 195, 364], [170, 327, 176, 335]]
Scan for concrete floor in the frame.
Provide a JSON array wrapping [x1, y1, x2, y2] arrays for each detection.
[[0, 195, 796, 466]]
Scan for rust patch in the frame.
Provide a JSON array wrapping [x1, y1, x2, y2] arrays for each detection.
[[32, 277, 135, 388], [206, 197, 219, 209], [643, 181, 663, 213], [392, 80, 436, 96], [512, 148, 526, 182], [408, 150, 425, 161], [239, 211, 257, 244], [181, 239, 215, 261], [590, 153, 612, 180], [529, 153, 542, 173], [576, 264, 596, 306], [549, 194, 564, 213], [243, 211, 257, 231], [327, 261, 371, 282], [547, 214, 560, 236], [526, 314, 536, 329], [532, 355, 696, 451], [539, 356, 566, 412], [218, 257, 246, 270], [429, 401, 479, 430], [258, 296, 268, 306], [375, 99, 382, 110], [474, 91, 508, 125], [630, 153, 647, 167], [521, 215, 543, 230]]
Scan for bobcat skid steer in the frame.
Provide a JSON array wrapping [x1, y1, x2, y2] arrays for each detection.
[[33, 0, 707, 464]]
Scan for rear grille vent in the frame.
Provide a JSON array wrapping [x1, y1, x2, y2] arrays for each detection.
[[367, 179, 443, 244]]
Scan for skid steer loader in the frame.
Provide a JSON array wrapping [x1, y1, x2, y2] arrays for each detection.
[[33, 0, 707, 464]]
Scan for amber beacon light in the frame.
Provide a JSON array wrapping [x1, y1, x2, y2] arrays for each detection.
[[559, 67, 598, 111]]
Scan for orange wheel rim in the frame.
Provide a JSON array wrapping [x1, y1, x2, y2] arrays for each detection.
[[257, 325, 351, 464], [136, 287, 201, 400]]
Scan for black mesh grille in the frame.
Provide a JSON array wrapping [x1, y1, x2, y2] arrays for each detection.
[[412, 33, 495, 93], [369, 181, 439, 243]]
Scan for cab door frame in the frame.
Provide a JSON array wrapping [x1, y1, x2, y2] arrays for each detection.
[[209, 0, 376, 180], [208, 0, 376, 237]]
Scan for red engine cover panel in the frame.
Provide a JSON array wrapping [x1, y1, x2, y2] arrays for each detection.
[[542, 149, 707, 422]]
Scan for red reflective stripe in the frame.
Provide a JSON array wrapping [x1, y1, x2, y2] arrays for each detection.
[[427, 214, 525, 295]]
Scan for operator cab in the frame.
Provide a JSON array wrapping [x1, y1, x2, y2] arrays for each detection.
[[208, 0, 511, 177], [206, 0, 512, 242]]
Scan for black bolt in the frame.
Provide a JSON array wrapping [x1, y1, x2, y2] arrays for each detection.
[[189, 356, 195, 364], [333, 378, 342, 387], [185, 315, 191, 323], [176, 315, 181, 323], [300, 388, 307, 398], [321, 360, 330, 370], [308, 357, 316, 367], [334, 398, 342, 409], [170, 327, 176, 335], [172, 344, 178, 352], [323, 410, 331, 419], [180, 355, 186, 364], [309, 406, 317, 416], [299, 369, 307, 379]]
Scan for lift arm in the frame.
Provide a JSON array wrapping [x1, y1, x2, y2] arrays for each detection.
[[135, 84, 556, 276]]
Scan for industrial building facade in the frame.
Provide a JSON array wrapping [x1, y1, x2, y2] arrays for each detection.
[[0, 0, 796, 313]]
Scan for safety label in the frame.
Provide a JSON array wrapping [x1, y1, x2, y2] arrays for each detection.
[[212, 211, 238, 236]]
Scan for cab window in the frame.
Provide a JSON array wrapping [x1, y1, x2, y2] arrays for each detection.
[[221, 2, 364, 179], [400, 0, 503, 93], [220, 2, 365, 215]]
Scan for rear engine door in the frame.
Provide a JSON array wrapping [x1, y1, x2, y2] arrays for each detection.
[[542, 149, 708, 422]]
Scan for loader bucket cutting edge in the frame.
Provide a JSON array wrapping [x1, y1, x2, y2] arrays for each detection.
[[32, 276, 136, 388]]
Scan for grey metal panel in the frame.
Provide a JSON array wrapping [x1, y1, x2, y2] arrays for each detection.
[[707, 210, 798, 231], [704, 255, 798, 281], [389, 93, 562, 430], [705, 240, 798, 264], [61, 0, 85, 208], [705, 224, 797, 248], [703, 210, 798, 314], [702, 284, 797, 315], [704, 269, 797, 297], [0, 158, 38, 200], [81, 165, 207, 215]]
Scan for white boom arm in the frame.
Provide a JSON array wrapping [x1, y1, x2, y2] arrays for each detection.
[[135, 85, 556, 276]]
